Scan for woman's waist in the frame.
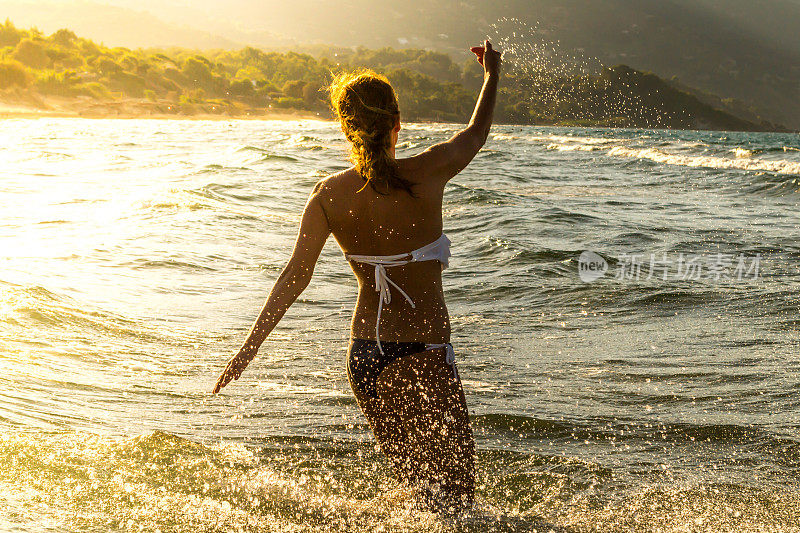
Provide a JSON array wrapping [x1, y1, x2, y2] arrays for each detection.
[[350, 299, 451, 343], [350, 259, 444, 285], [353, 289, 449, 318]]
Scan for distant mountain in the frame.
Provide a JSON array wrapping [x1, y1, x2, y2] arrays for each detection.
[[0, 21, 777, 131], [682, 0, 800, 57], [152, 0, 800, 129], [485, 0, 800, 130], [4, 0, 798, 128]]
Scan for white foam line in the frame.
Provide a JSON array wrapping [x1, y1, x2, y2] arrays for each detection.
[[546, 143, 605, 152], [496, 131, 800, 175], [606, 146, 800, 175]]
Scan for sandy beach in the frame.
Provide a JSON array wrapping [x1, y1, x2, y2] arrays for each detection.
[[0, 97, 327, 121]]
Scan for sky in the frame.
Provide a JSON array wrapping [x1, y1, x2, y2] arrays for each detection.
[[4, 0, 800, 56]]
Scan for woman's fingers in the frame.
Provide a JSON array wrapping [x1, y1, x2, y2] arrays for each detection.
[[212, 347, 256, 393], [212, 358, 236, 393], [213, 364, 235, 393], [212, 373, 228, 394], [480, 39, 501, 74], [470, 46, 484, 65], [471, 40, 501, 71]]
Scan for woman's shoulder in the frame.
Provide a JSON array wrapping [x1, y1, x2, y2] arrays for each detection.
[[397, 149, 453, 189], [313, 162, 442, 201], [313, 167, 356, 191]]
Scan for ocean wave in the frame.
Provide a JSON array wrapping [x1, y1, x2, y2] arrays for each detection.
[[238, 145, 270, 153], [258, 153, 300, 162], [238, 145, 301, 162], [546, 142, 606, 152], [140, 187, 267, 220], [197, 163, 254, 174], [0, 431, 563, 532], [284, 134, 328, 151], [395, 140, 421, 150], [538, 207, 603, 224], [517, 132, 800, 176], [0, 280, 153, 340], [143, 186, 292, 222], [490, 133, 518, 141], [495, 132, 620, 147], [122, 258, 219, 272], [446, 183, 522, 206], [0, 430, 797, 532], [732, 147, 754, 158], [473, 413, 800, 450], [730, 146, 800, 156], [541, 134, 619, 146], [138, 190, 211, 211], [618, 286, 723, 308], [607, 146, 800, 175]]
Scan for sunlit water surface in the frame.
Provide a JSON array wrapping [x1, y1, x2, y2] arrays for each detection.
[[1, 118, 799, 532]]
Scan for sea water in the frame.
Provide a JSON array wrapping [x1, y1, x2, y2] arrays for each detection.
[[0, 118, 798, 532]]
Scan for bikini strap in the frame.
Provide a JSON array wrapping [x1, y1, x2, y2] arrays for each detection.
[[373, 263, 415, 354], [344, 234, 450, 354], [424, 342, 459, 381]]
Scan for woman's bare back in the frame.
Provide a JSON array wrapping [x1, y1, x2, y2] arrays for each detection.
[[317, 159, 451, 343], [213, 40, 499, 393]]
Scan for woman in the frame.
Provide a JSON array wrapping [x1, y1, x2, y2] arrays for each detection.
[[213, 40, 501, 512]]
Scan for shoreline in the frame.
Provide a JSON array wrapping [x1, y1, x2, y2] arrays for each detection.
[[0, 102, 328, 121], [1, 101, 795, 133]]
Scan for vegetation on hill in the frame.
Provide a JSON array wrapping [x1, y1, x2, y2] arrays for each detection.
[[0, 21, 782, 130], [4, 1, 799, 129]]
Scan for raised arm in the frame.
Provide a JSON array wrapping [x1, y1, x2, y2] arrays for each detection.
[[213, 181, 330, 393], [413, 40, 501, 182]]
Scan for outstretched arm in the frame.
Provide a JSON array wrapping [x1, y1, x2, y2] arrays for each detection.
[[413, 40, 501, 182], [213, 182, 330, 393]]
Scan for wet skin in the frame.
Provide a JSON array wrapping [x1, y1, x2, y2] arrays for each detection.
[[214, 40, 502, 509]]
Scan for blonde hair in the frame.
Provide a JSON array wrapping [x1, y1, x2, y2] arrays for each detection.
[[327, 69, 415, 196]]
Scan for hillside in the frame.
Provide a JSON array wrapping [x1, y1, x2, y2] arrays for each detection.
[[3, 1, 798, 128], [0, 22, 782, 131], [680, 0, 800, 57]]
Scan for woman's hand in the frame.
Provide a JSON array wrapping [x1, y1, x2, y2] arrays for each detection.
[[212, 343, 258, 394], [210, 183, 330, 395], [470, 40, 502, 76]]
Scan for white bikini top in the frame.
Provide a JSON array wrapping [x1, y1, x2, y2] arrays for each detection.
[[345, 233, 452, 354]]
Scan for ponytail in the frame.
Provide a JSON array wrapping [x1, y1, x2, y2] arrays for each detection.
[[328, 69, 416, 197]]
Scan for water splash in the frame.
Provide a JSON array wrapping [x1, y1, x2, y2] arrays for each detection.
[[486, 18, 688, 127], [1, 431, 797, 532], [491, 18, 602, 79]]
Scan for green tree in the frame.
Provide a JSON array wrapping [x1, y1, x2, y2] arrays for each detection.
[[51, 29, 77, 47], [93, 56, 121, 76], [12, 38, 49, 68], [229, 78, 254, 98], [0, 19, 24, 47], [302, 81, 322, 106], [282, 79, 305, 98], [0, 60, 30, 88], [181, 56, 212, 86]]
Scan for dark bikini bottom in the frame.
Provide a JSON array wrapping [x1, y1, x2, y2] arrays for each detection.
[[347, 338, 456, 399]]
